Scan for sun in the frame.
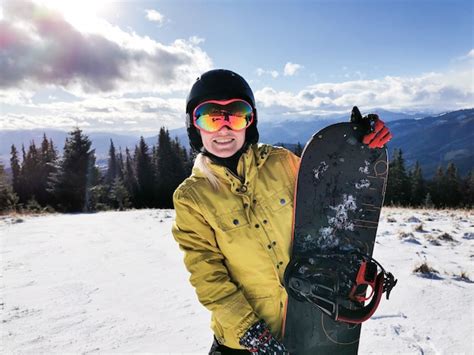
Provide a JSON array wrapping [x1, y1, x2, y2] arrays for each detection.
[[32, 0, 114, 32]]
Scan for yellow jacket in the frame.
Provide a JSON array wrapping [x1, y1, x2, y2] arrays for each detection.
[[172, 143, 300, 349]]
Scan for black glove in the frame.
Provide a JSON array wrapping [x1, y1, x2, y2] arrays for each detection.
[[350, 106, 392, 148], [239, 320, 289, 354]]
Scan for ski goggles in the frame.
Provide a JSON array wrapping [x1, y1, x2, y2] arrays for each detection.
[[193, 99, 254, 133]]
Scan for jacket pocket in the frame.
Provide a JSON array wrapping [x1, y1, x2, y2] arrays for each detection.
[[215, 210, 249, 232], [266, 186, 293, 212]]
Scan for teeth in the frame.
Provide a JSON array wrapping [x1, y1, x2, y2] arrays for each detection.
[[214, 138, 233, 143]]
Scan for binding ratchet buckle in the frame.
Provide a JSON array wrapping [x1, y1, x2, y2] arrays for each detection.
[[284, 251, 397, 324]]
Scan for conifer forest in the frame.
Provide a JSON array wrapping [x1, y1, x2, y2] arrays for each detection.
[[0, 129, 472, 213]]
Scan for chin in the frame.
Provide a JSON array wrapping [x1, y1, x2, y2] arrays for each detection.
[[214, 150, 237, 158], [208, 143, 243, 158]]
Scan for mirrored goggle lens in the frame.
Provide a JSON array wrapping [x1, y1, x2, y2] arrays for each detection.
[[193, 100, 253, 132]]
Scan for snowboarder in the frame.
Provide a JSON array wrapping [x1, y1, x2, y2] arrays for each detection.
[[171, 69, 392, 354]]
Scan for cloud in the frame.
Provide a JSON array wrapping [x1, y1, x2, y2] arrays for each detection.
[[0, 96, 186, 133], [465, 49, 474, 59], [3, 65, 472, 132], [0, 1, 212, 96], [189, 36, 205, 45], [452, 48, 474, 62], [145, 9, 165, 25], [341, 67, 366, 80], [284, 62, 303, 76], [256, 68, 279, 78], [255, 68, 474, 120]]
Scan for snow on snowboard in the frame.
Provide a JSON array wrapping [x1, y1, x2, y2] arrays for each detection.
[[283, 110, 396, 355]]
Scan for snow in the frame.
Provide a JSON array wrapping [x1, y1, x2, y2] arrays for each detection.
[[1, 208, 473, 354], [312, 161, 328, 179]]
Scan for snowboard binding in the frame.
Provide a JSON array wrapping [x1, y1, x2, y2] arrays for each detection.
[[284, 250, 397, 324]]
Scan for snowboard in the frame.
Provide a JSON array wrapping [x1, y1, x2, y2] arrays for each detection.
[[282, 122, 389, 355]]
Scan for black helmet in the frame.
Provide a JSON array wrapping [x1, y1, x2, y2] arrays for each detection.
[[185, 69, 259, 152]]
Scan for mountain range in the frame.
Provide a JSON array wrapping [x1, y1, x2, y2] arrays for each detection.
[[1, 108, 472, 178]]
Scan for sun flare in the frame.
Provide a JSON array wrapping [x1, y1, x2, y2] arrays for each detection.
[[32, 0, 114, 32]]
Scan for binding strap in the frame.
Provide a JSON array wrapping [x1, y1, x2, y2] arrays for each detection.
[[284, 252, 397, 324]]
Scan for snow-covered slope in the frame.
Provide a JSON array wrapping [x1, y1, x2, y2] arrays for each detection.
[[1, 208, 473, 354]]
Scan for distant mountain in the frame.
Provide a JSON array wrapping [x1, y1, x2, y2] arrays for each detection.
[[364, 108, 436, 122], [258, 108, 473, 177], [258, 117, 340, 145], [0, 129, 142, 168], [385, 108, 474, 177], [1, 108, 472, 178]]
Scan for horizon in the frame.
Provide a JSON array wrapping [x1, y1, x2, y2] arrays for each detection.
[[1, 107, 473, 137], [1, 0, 473, 135]]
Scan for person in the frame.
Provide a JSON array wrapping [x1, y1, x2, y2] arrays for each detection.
[[172, 69, 392, 354]]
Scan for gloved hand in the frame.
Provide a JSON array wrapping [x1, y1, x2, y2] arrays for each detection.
[[239, 320, 289, 354], [350, 106, 392, 148]]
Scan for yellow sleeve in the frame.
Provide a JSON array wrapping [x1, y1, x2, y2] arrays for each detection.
[[172, 189, 259, 342]]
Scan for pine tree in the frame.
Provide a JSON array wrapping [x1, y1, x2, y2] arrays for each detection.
[[294, 142, 303, 157], [10, 145, 22, 202], [134, 137, 154, 208], [431, 166, 446, 207], [177, 138, 193, 176], [181, 146, 194, 176], [117, 147, 124, 181], [410, 161, 425, 207], [84, 150, 106, 212], [38, 134, 58, 207], [423, 192, 434, 209], [110, 177, 131, 211], [106, 139, 118, 185], [48, 128, 94, 212], [385, 149, 410, 206], [460, 170, 474, 208], [0, 162, 19, 212], [155, 128, 186, 208], [444, 162, 461, 207], [38, 135, 50, 205], [123, 147, 137, 207], [22, 141, 42, 205]]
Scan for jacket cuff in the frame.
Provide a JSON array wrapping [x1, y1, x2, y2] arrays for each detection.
[[236, 312, 261, 341]]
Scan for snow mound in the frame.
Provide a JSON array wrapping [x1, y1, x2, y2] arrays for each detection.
[[463, 232, 474, 240], [0, 216, 24, 225], [398, 232, 421, 244], [407, 216, 422, 223]]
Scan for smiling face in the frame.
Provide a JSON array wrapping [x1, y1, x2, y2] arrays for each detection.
[[200, 126, 246, 158]]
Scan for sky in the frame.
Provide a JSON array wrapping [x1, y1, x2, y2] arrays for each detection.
[[0, 0, 473, 135]]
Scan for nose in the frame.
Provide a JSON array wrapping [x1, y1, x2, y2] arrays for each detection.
[[217, 125, 231, 133]]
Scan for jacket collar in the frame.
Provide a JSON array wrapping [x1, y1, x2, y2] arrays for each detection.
[[192, 144, 272, 192]]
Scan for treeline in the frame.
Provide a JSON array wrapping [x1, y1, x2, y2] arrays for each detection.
[[1, 135, 473, 213], [0, 127, 192, 213], [384, 149, 472, 208]]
